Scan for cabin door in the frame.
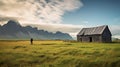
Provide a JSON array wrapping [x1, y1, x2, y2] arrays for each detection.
[[80, 38, 82, 42], [89, 37, 92, 42]]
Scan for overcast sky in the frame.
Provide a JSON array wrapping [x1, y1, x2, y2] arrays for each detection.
[[0, 0, 120, 39]]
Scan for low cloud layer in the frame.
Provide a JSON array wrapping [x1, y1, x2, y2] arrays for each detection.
[[23, 23, 85, 38], [0, 16, 20, 22], [110, 25, 120, 39]]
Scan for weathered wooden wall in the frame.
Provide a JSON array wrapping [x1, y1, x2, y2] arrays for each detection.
[[77, 35, 111, 42], [77, 35, 102, 42]]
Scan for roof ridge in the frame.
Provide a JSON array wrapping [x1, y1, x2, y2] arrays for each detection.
[[100, 25, 108, 34]]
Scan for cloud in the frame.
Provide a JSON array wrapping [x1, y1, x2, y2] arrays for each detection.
[[0, 0, 83, 24], [0, 16, 20, 22], [109, 25, 120, 39], [112, 35, 120, 39]]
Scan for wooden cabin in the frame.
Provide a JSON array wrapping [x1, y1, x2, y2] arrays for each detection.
[[77, 25, 112, 42]]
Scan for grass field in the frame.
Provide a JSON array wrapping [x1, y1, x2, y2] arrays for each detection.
[[0, 40, 120, 67]]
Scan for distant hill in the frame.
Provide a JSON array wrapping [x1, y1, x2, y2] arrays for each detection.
[[0, 20, 73, 40]]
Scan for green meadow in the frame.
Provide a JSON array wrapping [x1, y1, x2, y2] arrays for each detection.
[[0, 40, 120, 67]]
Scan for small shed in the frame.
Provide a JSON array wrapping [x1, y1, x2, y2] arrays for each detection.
[[77, 25, 112, 42]]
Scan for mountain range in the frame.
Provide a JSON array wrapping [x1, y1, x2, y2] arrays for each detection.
[[0, 20, 73, 40]]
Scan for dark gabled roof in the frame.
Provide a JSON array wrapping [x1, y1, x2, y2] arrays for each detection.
[[77, 25, 109, 36]]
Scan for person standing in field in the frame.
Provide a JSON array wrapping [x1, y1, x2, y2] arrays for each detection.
[[30, 38, 33, 45]]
